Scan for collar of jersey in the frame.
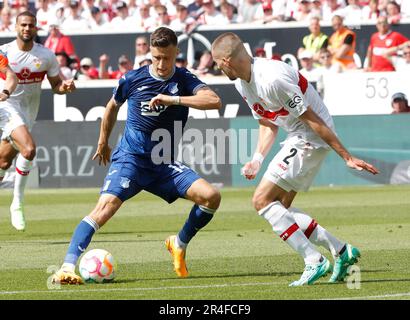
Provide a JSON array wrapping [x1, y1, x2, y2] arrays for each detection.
[[378, 30, 392, 40], [149, 65, 176, 81]]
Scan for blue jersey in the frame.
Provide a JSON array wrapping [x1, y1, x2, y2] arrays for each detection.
[[113, 65, 206, 159]]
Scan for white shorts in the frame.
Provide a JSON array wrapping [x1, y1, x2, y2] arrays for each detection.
[[0, 105, 30, 141], [263, 136, 330, 192]]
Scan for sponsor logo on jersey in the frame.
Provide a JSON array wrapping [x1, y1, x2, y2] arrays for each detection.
[[16, 68, 47, 84], [168, 82, 179, 94], [286, 94, 303, 109], [137, 85, 149, 91], [33, 58, 42, 69], [252, 103, 289, 120], [141, 101, 168, 116], [373, 47, 388, 56], [108, 169, 118, 176], [120, 177, 130, 189], [20, 67, 31, 78]]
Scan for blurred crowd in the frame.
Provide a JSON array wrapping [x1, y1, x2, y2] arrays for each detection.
[[1, 0, 410, 34], [0, 0, 409, 86]]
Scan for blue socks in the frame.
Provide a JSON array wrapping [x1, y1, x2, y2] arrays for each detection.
[[64, 216, 99, 265], [63, 205, 214, 267], [178, 205, 215, 246]]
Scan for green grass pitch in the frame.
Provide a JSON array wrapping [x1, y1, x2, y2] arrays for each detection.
[[0, 185, 409, 300]]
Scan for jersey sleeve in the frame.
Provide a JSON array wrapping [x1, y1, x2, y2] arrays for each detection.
[[269, 78, 308, 118], [47, 51, 61, 77], [113, 74, 129, 105], [181, 68, 207, 95], [396, 33, 409, 46]]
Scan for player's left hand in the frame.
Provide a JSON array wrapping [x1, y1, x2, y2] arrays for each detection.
[[346, 157, 379, 175], [149, 94, 176, 109], [61, 79, 76, 93], [92, 143, 112, 166]]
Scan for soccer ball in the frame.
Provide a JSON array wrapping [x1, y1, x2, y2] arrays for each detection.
[[79, 249, 116, 283]]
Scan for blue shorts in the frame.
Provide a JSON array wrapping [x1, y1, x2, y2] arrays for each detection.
[[100, 150, 201, 203]]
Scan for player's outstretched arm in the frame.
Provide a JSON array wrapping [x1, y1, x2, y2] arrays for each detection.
[[48, 75, 76, 94], [92, 97, 120, 166], [241, 119, 278, 180], [149, 87, 222, 110], [299, 107, 379, 175], [0, 65, 17, 101]]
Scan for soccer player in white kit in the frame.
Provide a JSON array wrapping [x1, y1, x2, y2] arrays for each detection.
[[0, 11, 76, 231], [212, 33, 379, 286]]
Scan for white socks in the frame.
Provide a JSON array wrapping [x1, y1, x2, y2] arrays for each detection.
[[175, 234, 187, 250], [13, 154, 32, 206], [291, 207, 345, 259], [259, 201, 322, 265], [61, 263, 75, 272]]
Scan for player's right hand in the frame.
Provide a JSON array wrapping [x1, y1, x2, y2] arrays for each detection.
[[92, 143, 111, 166], [241, 161, 261, 180], [346, 157, 379, 175]]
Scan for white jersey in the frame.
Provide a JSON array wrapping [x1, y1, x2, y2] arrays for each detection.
[[235, 58, 335, 148], [0, 40, 60, 127]]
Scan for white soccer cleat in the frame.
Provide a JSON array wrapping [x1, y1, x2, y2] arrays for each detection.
[[10, 203, 26, 231], [289, 257, 332, 287]]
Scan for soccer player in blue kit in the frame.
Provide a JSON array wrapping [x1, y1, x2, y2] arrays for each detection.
[[52, 27, 222, 284]]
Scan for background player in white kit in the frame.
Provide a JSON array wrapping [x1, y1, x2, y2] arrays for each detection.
[[211, 33, 379, 286], [0, 11, 76, 231]]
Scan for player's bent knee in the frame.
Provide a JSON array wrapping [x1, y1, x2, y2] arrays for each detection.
[[207, 188, 221, 209], [200, 187, 221, 210], [252, 193, 272, 212], [20, 146, 36, 161]]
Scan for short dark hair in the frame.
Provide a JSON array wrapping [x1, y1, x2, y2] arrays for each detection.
[[150, 27, 178, 48], [16, 11, 37, 24]]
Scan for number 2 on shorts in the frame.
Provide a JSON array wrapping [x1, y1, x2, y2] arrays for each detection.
[[283, 148, 297, 165]]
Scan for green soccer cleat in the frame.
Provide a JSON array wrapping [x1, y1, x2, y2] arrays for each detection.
[[329, 244, 361, 283], [10, 203, 25, 231], [289, 256, 332, 287]]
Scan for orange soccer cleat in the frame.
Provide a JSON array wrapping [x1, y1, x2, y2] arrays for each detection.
[[165, 235, 188, 278]]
